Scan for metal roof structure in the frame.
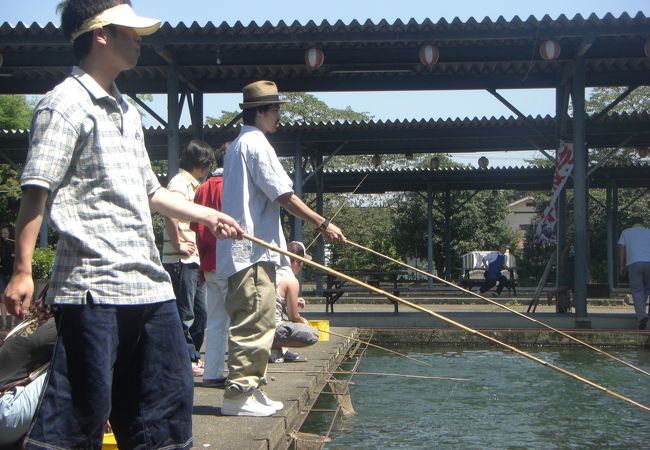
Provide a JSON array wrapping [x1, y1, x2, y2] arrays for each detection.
[[1, 12, 649, 94], [1, 12, 649, 314], [299, 164, 650, 194], [3, 112, 649, 164]]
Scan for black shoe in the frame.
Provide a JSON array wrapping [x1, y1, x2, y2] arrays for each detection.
[[639, 317, 648, 330], [283, 350, 302, 362]]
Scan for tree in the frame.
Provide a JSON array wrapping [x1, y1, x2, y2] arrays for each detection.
[[391, 189, 519, 280], [520, 86, 650, 283], [586, 86, 650, 115], [0, 95, 36, 226], [389, 155, 520, 279], [206, 92, 372, 126], [0, 95, 35, 130]]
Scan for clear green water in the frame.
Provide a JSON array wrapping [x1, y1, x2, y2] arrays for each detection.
[[301, 345, 650, 449]]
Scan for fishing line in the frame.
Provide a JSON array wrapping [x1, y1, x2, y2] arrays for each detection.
[[320, 328, 435, 368], [267, 369, 469, 382], [345, 239, 650, 378], [305, 173, 369, 252], [239, 231, 650, 413]]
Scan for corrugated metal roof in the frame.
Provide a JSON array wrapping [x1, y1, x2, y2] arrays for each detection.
[[1, 12, 648, 94], [2, 112, 649, 164]]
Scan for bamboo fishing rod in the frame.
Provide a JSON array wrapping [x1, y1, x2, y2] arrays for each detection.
[[318, 328, 434, 369], [345, 239, 650, 378], [241, 232, 650, 413]]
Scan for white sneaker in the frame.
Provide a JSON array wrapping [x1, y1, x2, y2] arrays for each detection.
[[221, 393, 275, 417], [253, 388, 284, 412]]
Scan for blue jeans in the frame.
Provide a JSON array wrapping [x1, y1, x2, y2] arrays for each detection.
[[24, 298, 193, 450], [0, 372, 47, 447], [165, 262, 207, 362]]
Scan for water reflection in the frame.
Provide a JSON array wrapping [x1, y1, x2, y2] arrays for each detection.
[[301, 346, 650, 449]]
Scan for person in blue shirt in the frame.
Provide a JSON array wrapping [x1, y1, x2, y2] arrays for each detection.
[[479, 245, 509, 297]]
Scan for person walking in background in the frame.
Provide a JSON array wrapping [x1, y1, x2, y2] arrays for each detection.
[[269, 241, 319, 363], [162, 139, 214, 377], [479, 244, 510, 297], [617, 216, 650, 330], [1, 1, 243, 447], [216, 80, 345, 417], [192, 142, 229, 386], [0, 225, 15, 331]]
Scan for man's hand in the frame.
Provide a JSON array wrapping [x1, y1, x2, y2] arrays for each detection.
[[174, 241, 197, 257], [321, 222, 346, 243], [2, 272, 34, 319], [207, 212, 245, 240]]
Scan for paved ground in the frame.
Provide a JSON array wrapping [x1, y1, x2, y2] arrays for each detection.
[[190, 329, 356, 450]]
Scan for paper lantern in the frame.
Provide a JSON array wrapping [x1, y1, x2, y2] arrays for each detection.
[[304, 47, 324, 70], [638, 147, 648, 158], [645, 38, 650, 58], [478, 156, 489, 168], [419, 43, 439, 68], [539, 39, 561, 61], [0, 53, 3, 68], [371, 154, 382, 168]]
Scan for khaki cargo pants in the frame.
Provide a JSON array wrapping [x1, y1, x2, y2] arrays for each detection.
[[224, 262, 276, 399]]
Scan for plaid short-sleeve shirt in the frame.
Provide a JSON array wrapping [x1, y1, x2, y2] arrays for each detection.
[[21, 67, 174, 305]]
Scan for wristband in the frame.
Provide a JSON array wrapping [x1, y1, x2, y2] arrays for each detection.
[[318, 218, 330, 231]]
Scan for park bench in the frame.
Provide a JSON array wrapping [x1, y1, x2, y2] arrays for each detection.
[[458, 251, 518, 296], [322, 269, 407, 314]]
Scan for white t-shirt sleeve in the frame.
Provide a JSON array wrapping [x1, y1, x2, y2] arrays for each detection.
[[247, 141, 293, 202]]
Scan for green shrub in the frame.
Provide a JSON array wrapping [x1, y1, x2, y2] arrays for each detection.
[[32, 247, 56, 280]]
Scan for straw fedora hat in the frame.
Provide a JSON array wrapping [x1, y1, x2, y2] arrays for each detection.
[[239, 80, 287, 109]]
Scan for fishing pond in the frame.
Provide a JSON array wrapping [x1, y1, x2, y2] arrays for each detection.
[[301, 345, 650, 449]]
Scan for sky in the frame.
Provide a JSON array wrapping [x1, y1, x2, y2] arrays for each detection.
[[4, 0, 649, 166]]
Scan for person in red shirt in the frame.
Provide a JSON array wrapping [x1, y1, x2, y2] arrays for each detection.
[[192, 143, 229, 385]]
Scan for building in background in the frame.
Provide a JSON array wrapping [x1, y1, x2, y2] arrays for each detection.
[[506, 196, 538, 249]]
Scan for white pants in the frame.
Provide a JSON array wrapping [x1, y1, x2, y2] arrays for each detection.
[[204, 272, 229, 380], [0, 372, 47, 447]]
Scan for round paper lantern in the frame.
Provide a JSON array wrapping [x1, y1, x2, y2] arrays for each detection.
[[638, 147, 648, 158], [304, 47, 324, 70], [645, 38, 650, 58], [371, 154, 382, 168], [478, 156, 489, 169], [430, 156, 440, 170], [539, 39, 561, 61], [419, 43, 439, 68]]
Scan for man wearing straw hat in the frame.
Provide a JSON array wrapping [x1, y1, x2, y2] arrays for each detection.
[[216, 80, 345, 416], [2, 1, 243, 448]]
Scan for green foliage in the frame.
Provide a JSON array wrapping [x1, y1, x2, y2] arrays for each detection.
[[391, 190, 519, 279], [0, 95, 35, 130], [520, 86, 650, 283], [586, 86, 650, 115], [206, 92, 372, 126], [327, 205, 399, 271], [32, 247, 56, 280], [0, 165, 22, 221], [0, 95, 35, 224]]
